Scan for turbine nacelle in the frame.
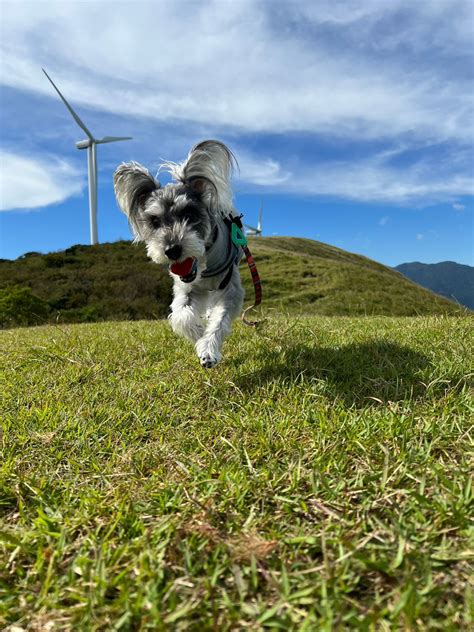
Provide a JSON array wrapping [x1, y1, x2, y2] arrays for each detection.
[[76, 139, 92, 150], [75, 136, 132, 150]]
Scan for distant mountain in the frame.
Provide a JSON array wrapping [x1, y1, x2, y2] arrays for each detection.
[[0, 238, 466, 328], [395, 261, 474, 310]]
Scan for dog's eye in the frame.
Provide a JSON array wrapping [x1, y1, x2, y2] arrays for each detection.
[[149, 215, 162, 229]]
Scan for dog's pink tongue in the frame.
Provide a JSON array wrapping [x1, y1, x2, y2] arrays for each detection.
[[170, 257, 194, 276]]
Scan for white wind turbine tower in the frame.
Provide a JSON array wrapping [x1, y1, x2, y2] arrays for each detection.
[[244, 201, 263, 237], [43, 69, 132, 245]]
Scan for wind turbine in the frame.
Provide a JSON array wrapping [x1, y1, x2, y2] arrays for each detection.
[[42, 68, 132, 245], [244, 201, 263, 237]]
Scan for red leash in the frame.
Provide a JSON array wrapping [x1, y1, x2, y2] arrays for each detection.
[[228, 215, 262, 327], [241, 244, 262, 326], [227, 214, 263, 326]]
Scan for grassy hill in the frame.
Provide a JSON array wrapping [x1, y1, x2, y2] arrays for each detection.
[[246, 237, 463, 316], [1, 315, 472, 628], [0, 237, 465, 328]]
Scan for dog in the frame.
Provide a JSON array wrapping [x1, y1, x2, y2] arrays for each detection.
[[114, 140, 245, 368]]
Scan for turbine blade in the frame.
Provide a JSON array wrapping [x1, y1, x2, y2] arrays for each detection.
[[96, 136, 133, 144], [42, 68, 94, 140], [245, 224, 258, 231]]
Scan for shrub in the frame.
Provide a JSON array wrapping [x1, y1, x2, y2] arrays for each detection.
[[0, 286, 50, 328]]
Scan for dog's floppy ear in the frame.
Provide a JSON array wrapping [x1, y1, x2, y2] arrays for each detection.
[[181, 140, 236, 212], [113, 162, 160, 233]]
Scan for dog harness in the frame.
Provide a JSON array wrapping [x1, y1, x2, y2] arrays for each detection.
[[201, 222, 240, 282], [200, 214, 262, 326]]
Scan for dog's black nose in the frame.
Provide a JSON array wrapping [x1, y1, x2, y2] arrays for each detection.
[[165, 244, 183, 260]]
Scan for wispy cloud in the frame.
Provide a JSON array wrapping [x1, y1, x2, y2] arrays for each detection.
[[0, 0, 472, 208], [452, 202, 466, 211], [379, 216, 389, 226], [234, 147, 474, 204], [1, 0, 472, 142], [0, 150, 84, 211], [236, 152, 292, 187]]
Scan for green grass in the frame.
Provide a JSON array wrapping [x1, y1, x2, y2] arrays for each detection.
[[1, 315, 473, 630]]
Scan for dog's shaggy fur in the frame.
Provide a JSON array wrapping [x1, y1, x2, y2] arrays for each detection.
[[114, 140, 244, 368]]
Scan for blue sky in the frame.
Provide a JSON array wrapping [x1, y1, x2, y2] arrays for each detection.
[[0, 0, 473, 266]]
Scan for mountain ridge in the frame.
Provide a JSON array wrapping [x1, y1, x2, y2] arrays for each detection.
[[395, 260, 474, 310]]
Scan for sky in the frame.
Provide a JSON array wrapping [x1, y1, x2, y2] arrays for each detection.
[[0, 0, 473, 266]]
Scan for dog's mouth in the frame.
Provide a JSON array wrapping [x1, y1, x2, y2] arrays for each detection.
[[169, 257, 198, 283]]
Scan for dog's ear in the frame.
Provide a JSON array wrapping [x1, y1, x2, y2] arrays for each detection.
[[181, 140, 236, 212], [113, 162, 160, 233]]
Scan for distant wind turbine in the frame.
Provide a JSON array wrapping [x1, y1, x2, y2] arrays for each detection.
[[244, 201, 263, 237], [42, 68, 132, 245]]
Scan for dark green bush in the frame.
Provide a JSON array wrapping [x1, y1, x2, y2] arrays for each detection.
[[0, 286, 50, 327]]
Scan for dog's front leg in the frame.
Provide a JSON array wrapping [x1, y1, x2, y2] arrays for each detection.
[[169, 285, 207, 344], [195, 272, 244, 368]]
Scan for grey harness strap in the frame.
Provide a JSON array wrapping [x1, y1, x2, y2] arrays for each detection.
[[201, 221, 240, 279]]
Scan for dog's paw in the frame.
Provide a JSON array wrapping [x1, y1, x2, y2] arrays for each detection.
[[199, 351, 221, 369]]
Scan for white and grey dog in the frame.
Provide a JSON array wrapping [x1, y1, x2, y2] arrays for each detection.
[[114, 140, 244, 368]]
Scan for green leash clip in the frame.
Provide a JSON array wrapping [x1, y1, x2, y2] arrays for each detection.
[[231, 222, 248, 247]]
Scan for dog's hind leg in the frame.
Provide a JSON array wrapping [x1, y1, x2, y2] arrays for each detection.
[[195, 271, 244, 368]]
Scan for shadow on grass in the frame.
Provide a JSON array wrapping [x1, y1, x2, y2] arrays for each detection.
[[234, 341, 434, 407]]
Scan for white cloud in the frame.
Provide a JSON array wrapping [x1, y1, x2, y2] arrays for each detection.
[[294, 0, 473, 51], [0, 150, 84, 211], [236, 152, 291, 187], [234, 148, 474, 203], [452, 202, 466, 211], [0, 0, 472, 142], [379, 216, 389, 225], [1, 1, 472, 208]]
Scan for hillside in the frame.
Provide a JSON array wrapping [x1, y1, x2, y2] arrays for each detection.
[[0, 241, 172, 326], [0, 237, 465, 327], [247, 237, 463, 315], [395, 261, 474, 310]]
